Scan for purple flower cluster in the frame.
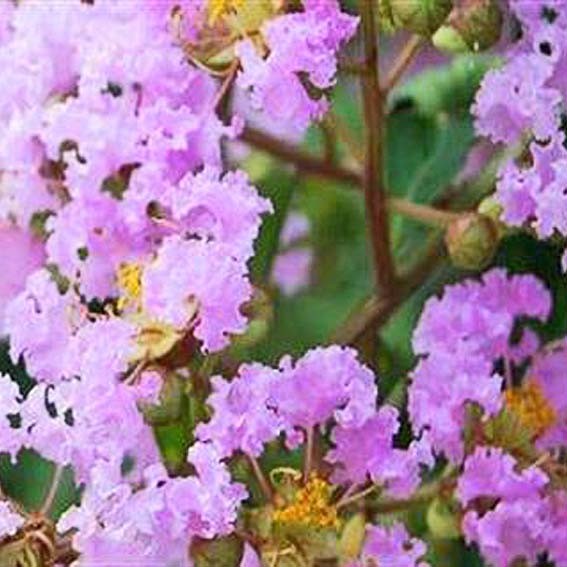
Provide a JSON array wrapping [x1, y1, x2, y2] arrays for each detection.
[[236, 0, 358, 133], [457, 447, 567, 567], [474, 0, 567, 266], [410, 268, 551, 461], [199, 345, 431, 497], [0, 0, 358, 562], [411, 268, 567, 567], [0, 1, 566, 566]]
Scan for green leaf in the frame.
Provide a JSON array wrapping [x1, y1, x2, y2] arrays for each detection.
[[390, 54, 499, 118], [0, 450, 79, 521]]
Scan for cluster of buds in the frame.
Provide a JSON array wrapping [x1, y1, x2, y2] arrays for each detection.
[[379, 0, 503, 52]]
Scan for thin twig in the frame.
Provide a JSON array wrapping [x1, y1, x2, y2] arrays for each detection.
[[40, 463, 64, 517], [240, 126, 361, 186], [360, 0, 396, 295], [326, 109, 365, 166], [368, 470, 458, 515], [336, 484, 378, 509], [247, 454, 274, 503], [389, 197, 461, 226], [303, 427, 315, 482], [320, 119, 338, 164], [382, 35, 423, 94], [214, 60, 239, 110]]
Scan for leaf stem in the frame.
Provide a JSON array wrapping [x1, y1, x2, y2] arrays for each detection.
[[369, 475, 457, 514]]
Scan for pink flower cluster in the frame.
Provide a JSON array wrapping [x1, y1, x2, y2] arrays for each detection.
[[474, 0, 567, 266], [1, 1, 566, 566], [410, 268, 551, 461], [411, 268, 567, 567]]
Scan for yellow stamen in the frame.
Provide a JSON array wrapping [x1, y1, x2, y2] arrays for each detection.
[[117, 262, 143, 312], [207, 0, 245, 24], [273, 474, 339, 530], [504, 380, 557, 438]]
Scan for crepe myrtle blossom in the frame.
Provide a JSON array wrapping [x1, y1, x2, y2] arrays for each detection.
[[457, 447, 552, 567], [347, 523, 430, 567], [197, 346, 432, 565], [0, 224, 45, 334], [1, 0, 567, 566], [0, 501, 25, 541], [58, 443, 247, 565], [409, 268, 552, 462], [473, 0, 567, 267], [182, 0, 358, 134]]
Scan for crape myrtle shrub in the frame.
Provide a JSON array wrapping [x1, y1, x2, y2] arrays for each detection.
[[0, 1, 567, 566]]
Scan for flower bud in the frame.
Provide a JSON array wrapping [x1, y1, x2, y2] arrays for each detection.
[[477, 195, 507, 238], [387, 0, 453, 36], [445, 212, 500, 270], [426, 498, 461, 539], [433, 0, 503, 53], [339, 513, 366, 561]]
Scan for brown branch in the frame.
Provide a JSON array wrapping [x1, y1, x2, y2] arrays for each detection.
[[382, 35, 424, 94], [330, 236, 445, 345], [360, 0, 396, 295], [240, 126, 361, 186]]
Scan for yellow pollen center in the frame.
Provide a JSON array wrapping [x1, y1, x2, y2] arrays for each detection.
[[207, 0, 245, 24], [504, 380, 557, 438], [117, 262, 143, 311], [273, 475, 339, 530]]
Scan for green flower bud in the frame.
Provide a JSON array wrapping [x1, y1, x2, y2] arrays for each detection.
[[426, 498, 461, 540], [433, 0, 502, 53], [444, 212, 500, 270], [388, 0, 453, 36], [477, 195, 507, 238], [376, 0, 399, 33], [339, 513, 366, 562], [431, 25, 469, 52]]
